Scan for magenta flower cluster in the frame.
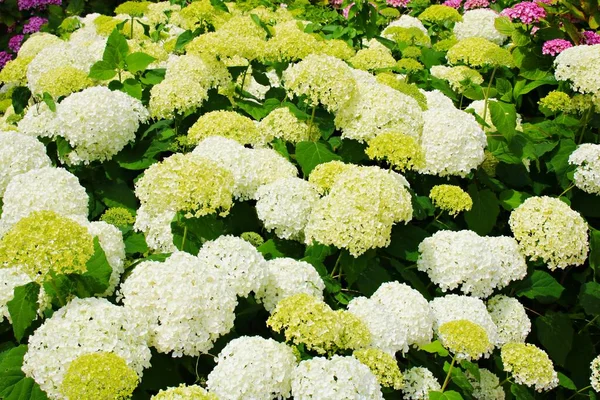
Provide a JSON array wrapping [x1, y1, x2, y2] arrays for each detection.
[[17, 0, 61, 11], [443, 0, 463, 8], [8, 35, 24, 54], [463, 0, 490, 9], [0, 52, 12, 70], [501, 1, 546, 25], [23, 16, 48, 34], [582, 31, 600, 45], [387, 0, 410, 7], [542, 39, 572, 56]]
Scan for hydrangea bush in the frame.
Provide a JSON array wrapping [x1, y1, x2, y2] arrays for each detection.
[[0, 0, 600, 399]]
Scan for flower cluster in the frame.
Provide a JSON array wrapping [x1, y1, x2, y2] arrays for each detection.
[[151, 385, 217, 400], [429, 185, 473, 216], [453, 9, 508, 45], [402, 367, 441, 400], [430, 65, 483, 93], [554, 45, 600, 94], [354, 348, 404, 390], [0, 131, 50, 197], [365, 130, 426, 171], [188, 110, 266, 147], [467, 368, 505, 400], [258, 107, 315, 144], [438, 319, 494, 360], [501, 343, 559, 392], [501, 1, 546, 25], [568, 143, 600, 195], [542, 39, 573, 56], [487, 295, 531, 346]]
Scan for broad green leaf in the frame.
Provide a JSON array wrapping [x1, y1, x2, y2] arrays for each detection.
[[250, 14, 272, 38], [548, 139, 577, 188], [339, 250, 372, 286], [11, 87, 31, 115], [338, 139, 367, 163], [7, 283, 40, 342], [88, 60, 117, 80], [510, 384, 534, 400], [460, 360, 480, 381], [494, 16, 514, 35], [0, 345, 48, 400], [488, 101, 517, 141], [558, 372, 577, 390], [515, 270, 564, 303], [589, 228, 600, 274], [464, 185, 499, 236], [103, 29, 129, 68], [429, 390, 464, 400], [124, 233, 149, 255], [498, 189, 530, 211], [304, 243, 335, 261], [535, 312, 573, 366], [55, 137, 73, 159], [210, 0, 229, 13], [419, 340, 449, 357], [42, 92, 56, 112], [236, 98, 280, 120], [295, 141, 341, 176], [355, 264, 392, 297], [258, 239, 287, 260], [125, 52, 156, 74], [78, 237, 113, 295], [171, 214, 226, 255], [122, 78, 142, 100], [443, 362, 474, 395], [386, 224, 429, 262], [140, 68, 166, 85], [579, 282, 600, 316], [95, 181, 138, 211]]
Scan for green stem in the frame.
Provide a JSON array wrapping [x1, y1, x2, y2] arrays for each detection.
[[567, 385, 593, 400], [558, 184, 575, 198], [495, 377, 511, 388], [48, 273, 66, 308], [238, 65, 250, 99], [307, 105, 317, 140], [482, 66, 498, 122], [441, 355, 457, 392], [578, 108, 592, 144], [181, 225, 188, 250], [130, 16, 134, 39], [330, 252, 342, 278], [578, 315, 599, 335]]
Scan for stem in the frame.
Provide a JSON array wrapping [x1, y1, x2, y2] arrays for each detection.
[[482, 66, 498, 122], [495, 377, 512, 388], [441, 355, 457, 392], [330, 252, 342, 278], [578, 108, 592, 144], [48, 273, 66, 307], [558, 184, 575, 198], [180, 225, 188, 250], [238, 65, 250, 99], [307, 105, 317, 140], [578, 315, 599, 335], [459, 93, 464, 109], [130, 16, 134, 39], [567, 385, 593, 400]]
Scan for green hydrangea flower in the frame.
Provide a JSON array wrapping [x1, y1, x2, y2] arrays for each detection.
[[100, 207, 135, 228], [366, 131, 426, 171], [439, 320, 493, 360], [429, 185, 473, 216], [354, 348, 404, 390], [447, 37, 514, 68]]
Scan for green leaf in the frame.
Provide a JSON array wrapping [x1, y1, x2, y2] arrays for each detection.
[[510, 384, 534, 400], [444, 362, 474, 395], [258, 239, 287, 260], [171, 214, 226, 256], [55, 137, 73, 159], [295, 141, 341, 176], [95, 181, 138, 211], [494, 16, 515, 35], [579, 282, 600, 316], [88, 60, 117, 80], [464, 185, 499, 236], [515, 270, 564, 303], [140, 68, 166, 85], [7, 283, 40, 342], [339, 250, 372, 286], [547, 139, 577, 188], [125, 52, 156, 74], [11, 87, 31, 115], [236, 98, 280, 120], [103, 29, 129, 68], [558, 372, 577, 390], [419, 340, 449, 357], [535, 312, 573, 367], [589, 228, 600, 275], [124, 232, 149, 255], [0, 345, 48, 400], [122, 78, 142, 100], [304, 243, 335, 262], [386, 224, 429, 262], [429, 390, 464, 400], [210, 0, 229, 13], [42, 92, 56, 112], [488, 101, 517, 141], [66, 0, 85, 15], [78, 237, 113, 295], [250, 14, 272, 38], [355, 264, 392, 297], [498, 189, 530, 211]]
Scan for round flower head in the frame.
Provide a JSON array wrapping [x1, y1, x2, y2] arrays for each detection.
[[188, 110, 267, 147], [384, 15, 428, 36], [583, 31, 600, 45], [134, 152, 234, 218], [292, 355, 384, 400], [487, 295, 531, 346], [591, 355, 600, 392], [255, 177, 320, 241], [467, 99, 523, 133], [349, 46, 397, 71], [151, 385, 217, 400], [196, 235, 267, 298], [509, 196, 589, 270], [396, 58, 425, 73], [501, 343, 558, 392], [0, 211, 94, 282], [240, 231, 264, 247], [348, 282, 433, 355], [0, 167, 88, 233], [267, 293, 370, 355], [264, 20, 322, 62], [447, 37, 514, 68], [255, 258, 325, 312], [258, 107, 316, 144], [16, 101, 55, 138], [430, 65, 484, 93], [100, 207, 135, 228], [569, 144, 600, 195], [0, 131, 51, 197], [402, 367, 441, 400], [438, 319, 494, 360], [22, 297, 152, 400], [354, 348, 404, 390], [17, 33, 63, 59], [454, 9, 507, 45], [467, 368, 505, 400], [308, 160, 352, 194], [422, 89, 456, 110], [119, 252, 237, 357], [542, 39, 572, 56], [206, 336, 297, 400], [375, 73, 428, 111], [554, 45, 600, 94], [60, 352, 139, 400], [429, 185, 473, 216], [283, 54, 357, 113], [193, 136, 298, 200], [365, 131, 426, 171], [501, 1, 546, 25], [418, 5, 462, 24], [430, 294, 498, 346], [133, 206, 177, 253], [36, 66, 94, 98], [539, 91, 573, 114]]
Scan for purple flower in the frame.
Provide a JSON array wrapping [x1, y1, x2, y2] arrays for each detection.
[[387, 0, 410, 7], [542, 38, 572, 56], [8, 35, 24, 54], [17, 0, 61, 11], [464, 0, 490, 9], [443, 0, 463, 8], [0, 52, 13, 71], [23, 16, 48, 34], [342, 2, 355, 18], [582, 31, 600, 45], [330, 0, 343, 6], [501, 1, 546, 25]]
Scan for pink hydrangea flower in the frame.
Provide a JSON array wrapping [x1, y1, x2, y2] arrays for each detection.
[[387, 0, 410, 7], [342, 2, 355, 18], [23, 16, 48, 34], [582, 31, 600, 45], [501, 1, 546, 25], [8, 35, 24, 54], [443, 0, 463, 8], [0, 52, 12, 71], [330, 0, 343, 6], [17, 0, 61, 10], [542, 38, 572, 56], [464, 0, 490, 9]]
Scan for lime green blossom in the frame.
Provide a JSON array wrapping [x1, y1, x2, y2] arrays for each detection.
[[439, 320, 493, 360], [58, 16, 81, 35], [267, 293, 371, 355], [264, 20, 320, 62], [501, 343, 559, 392], [308, 160, 352, 195], [402, 46, 422, 59], [188, 110, 267, 147], [354, 348, 404, 390], [115, 1, 150, 17], [0, 211, 94, 282], [429, 185, 473, 216], [152, 384, 218, 400], [366, 131, 426, 171], [318, 39, 356, 60], [61, 352, 139, 400], [100, 207, 135, 228], [171, 0, 230, 31], [349, 47, 397, 71], [36, 66, 94, 98], [259, 107, 317, 143], [0, 56, 33, 85], [396, 58, 424, 73], [539, 91, 572, 114], [383, 27, 431, 47], [94, 15, 121, 36], [433, 36, 458, 51], [419, 5, 462, 24], [447, 37, 514, 68], [240, 232, 264, 247], [430, 65, 483, 93]]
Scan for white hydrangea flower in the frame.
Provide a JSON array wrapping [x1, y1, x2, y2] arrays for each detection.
[[22, 297, 152, 400], [417, 231, 527, 298], [255, 177, 320, 241], [133, 205, 177, 253], [401, 367, 441, 400], [206, 336, 298, 400], [591, 354, 600, 392], [0, 130, 51, 197], [118, 251, 238, 357], [196, 235, 267, 298], [16, 32, 62, 59], [52, 86, 149, 164], [555, 44, 600, 94], [509, 196, 589, 270], [429, 67, 484, 94], [422, 89, 456, 110], [568, 143, 600, 195], [430, 294, 498, 346], [487, 295, 531, 346], [292, 355, 384, 400], [418, 103, 487, 177], [454, 9, 507, 45], [347, 282, 433, 355], [86, 221, 126, 297], [16, 102, 56, 138], [335, 69, 424, 143], [383, 14, 428, 35], [467, 368, 505, 400], [255, 257, 325, 312], [193, 136, 298, 200], [0, 167, 88, 234]]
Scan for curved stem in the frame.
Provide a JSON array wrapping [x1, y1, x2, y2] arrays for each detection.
[[307, 105, 317, 140], [558, 184, 575, 198], [482, 66, 498, 122], [180, 225, 188, 250], [441, 355, 457, 392], [578, 315, 599, 335], [48, 272, 66, 308], [567, 385, 593, 400]]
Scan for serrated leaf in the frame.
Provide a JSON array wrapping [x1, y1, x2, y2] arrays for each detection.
[[464, 185, 499, 236], [558, 372, 577, 390], [515, 270, 564, 303], [0, 345, 48, 400], [489, 101, 517, 141], [122, 78, 142, 100], [11, 87, 31, 114], [125, 52, 155, 74], [42, 93, 56, 112], [295, 141, 341, 176], [125, 232, 148, 255], [419, 340, 449, 357], [579, 282, 600, 316], [103, 29, 129, 68], [535, 312, 573, 366], [589, 228, 600, 275], [511, 384, 534, 400], [498, 189, 530, 211], [89, 60, 117, 80], [494, 16, 515, 35], [7, 283, 40, 342]]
